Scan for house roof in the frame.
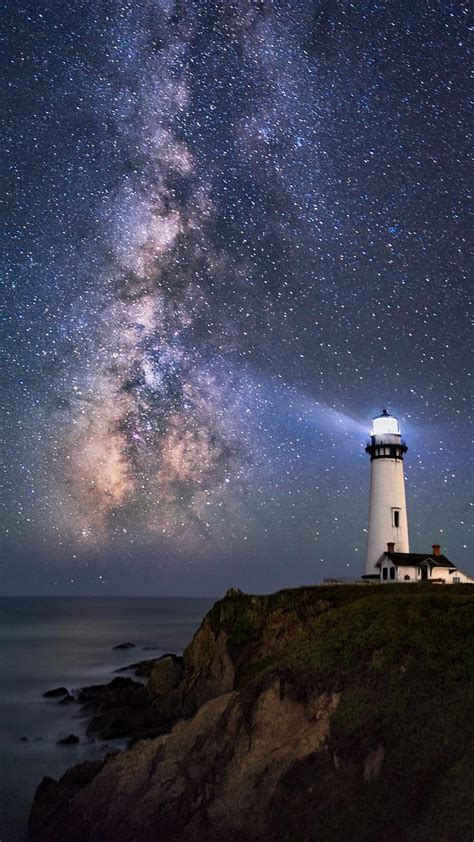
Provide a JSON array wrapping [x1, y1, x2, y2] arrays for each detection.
[[377, 552, 456, 569]]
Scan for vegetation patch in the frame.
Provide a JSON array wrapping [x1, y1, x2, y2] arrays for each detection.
[[260, 586, 474, 841], [227, 611, 254, 645]]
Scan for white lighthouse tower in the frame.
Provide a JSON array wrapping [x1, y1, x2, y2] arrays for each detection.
[[364, 409, 409, 577]]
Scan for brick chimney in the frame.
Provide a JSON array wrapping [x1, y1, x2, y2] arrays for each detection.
[[387, 542, 395, 553], [432, 544, 441, 557]]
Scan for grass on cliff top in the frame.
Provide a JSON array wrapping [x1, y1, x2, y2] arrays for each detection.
[[207, 580, 473, 646], [282, 587, 474, 681], [259, 586, 474, 841], [208, 585, 474, 716], [203, 585, 474, 839], [207, 581, 390, 638]]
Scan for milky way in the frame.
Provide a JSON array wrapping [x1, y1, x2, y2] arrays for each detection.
[[1, 1, 471, 593]]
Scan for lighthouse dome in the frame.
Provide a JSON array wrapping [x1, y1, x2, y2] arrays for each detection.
[[371, 409, 400, 436]]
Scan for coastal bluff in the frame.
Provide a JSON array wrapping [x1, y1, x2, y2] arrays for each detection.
[[29, 584, 474, 842]]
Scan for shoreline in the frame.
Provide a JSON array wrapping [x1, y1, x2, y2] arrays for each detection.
[[28, 584, 474, 842], [0, 596, 214, 842]]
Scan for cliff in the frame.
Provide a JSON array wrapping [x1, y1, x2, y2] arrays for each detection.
[[29, 584, 474, 842]]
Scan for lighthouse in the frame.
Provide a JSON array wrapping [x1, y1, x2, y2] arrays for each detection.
[[364, 409, 409, 577]]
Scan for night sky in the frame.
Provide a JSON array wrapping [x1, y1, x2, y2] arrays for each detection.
[[1, 0, 471, 596]]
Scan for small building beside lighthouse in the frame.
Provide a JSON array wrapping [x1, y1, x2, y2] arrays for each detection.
[[364, 409, 409, 579], [377, 543, 473, 584]]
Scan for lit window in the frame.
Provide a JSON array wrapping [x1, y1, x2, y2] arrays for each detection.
[[372, 413, 400, 436]]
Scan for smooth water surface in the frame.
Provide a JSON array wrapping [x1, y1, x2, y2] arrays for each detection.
[[0, 597, 214, 842]]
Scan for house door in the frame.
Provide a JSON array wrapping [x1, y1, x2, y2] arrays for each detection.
[[421, 566, 428, 580]]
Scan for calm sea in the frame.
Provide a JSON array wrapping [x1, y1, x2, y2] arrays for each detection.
[[0, 597, 215, 842]]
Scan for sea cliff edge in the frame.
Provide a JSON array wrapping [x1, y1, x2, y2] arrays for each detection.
[[29, 583, 474, 842]]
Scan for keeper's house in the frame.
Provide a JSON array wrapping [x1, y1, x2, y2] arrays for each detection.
[[377, 543, 474, 584]]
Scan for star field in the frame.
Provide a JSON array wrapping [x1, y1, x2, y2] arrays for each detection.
[[1, 0, 471, 595]]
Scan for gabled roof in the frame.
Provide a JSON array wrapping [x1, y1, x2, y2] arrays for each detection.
[[377, 552, 456, 569]]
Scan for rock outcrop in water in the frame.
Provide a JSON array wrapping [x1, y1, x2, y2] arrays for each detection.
[[43, 687, 69, 698], [29, 584, 474, 842], [77, 676, 165, 741], [56, 734, 80, 746]]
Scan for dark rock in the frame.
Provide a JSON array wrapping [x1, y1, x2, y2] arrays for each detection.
[[29, 759, 106, 842], [77, 676, 145, 710], [58, 693, 76, 705], [57, 734, 79, 746], [112, 642, 135, 650], [147, 654, 184, 714], [86, 707, 167, 742], [76, 676, 165, 741], [43, 687, 69, 698], [113, 658, 157, 677]]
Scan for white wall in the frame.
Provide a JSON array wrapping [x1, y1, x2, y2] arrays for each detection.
[[396, 566, 418, 582], [378, 560, 474, 585], [379, 561, 418, 583], [366, 457, 409, 576], [429, 567, 474, 584]]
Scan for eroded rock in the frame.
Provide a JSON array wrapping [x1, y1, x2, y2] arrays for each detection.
[[29, 585, 474, 842], [77, 677, 163, 741], [30, 674, 340, 842], [114, 658, 157, 677], [43, 687, 69, 698]]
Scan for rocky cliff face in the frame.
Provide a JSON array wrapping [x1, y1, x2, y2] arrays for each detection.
[[147, 586, 342, 720], [29, 584, 474, 842]]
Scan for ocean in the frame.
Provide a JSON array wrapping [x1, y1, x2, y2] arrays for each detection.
[[0, 596, 215, 842]]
